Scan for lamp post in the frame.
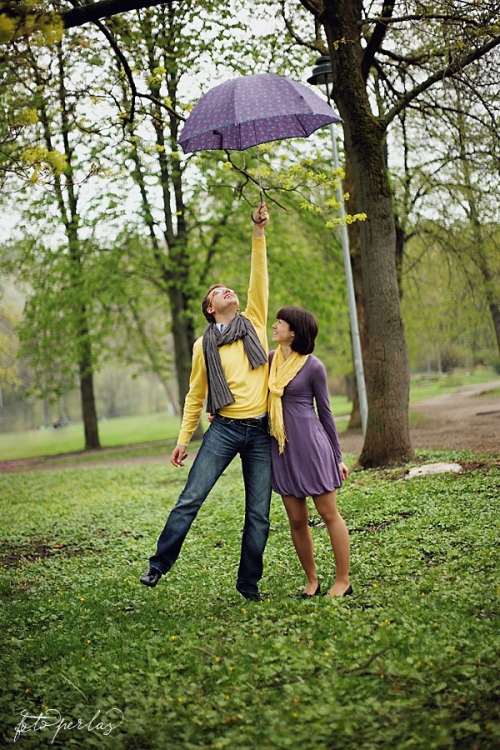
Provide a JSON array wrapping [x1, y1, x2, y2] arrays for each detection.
[[308, 56, 368, 437]]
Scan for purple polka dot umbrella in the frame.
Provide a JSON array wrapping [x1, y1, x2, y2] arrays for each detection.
[[178, 73, 342, 195]]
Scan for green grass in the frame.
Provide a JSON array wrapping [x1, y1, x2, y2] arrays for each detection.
[[1, 400, 352, 463], [409, 367, 499, 402], [1, 450, 499, 749], [0, 412, 181, 462], [2, 369, 499, 463], [475, 386, 500, 398]]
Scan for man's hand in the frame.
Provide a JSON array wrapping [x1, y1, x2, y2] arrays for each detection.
[[252, 201, 269, 236], [171, 445, 188, 467]]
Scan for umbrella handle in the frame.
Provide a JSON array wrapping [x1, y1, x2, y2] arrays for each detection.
[[251, 211, 265, 224], [256, 149, 263, 202]]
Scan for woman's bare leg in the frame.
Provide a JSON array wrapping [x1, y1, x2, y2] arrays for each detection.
[[281, 494, 319, 595], [313, 490, 350, 596]]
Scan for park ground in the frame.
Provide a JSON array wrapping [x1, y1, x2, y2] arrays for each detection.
[[1, 378, 499, 473], [0, 379, 499, 749], [340, 378, 500, 457]]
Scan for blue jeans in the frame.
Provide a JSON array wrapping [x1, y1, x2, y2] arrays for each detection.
[[149, 416, 272, 596]]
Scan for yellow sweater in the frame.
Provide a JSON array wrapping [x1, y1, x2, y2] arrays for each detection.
[[178, 236, 269, 446]]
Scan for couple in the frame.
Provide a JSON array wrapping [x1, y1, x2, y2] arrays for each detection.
[[140, 203, 351, 601]]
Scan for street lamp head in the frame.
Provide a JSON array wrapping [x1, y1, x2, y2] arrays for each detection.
[[307, 56, 333, 87]]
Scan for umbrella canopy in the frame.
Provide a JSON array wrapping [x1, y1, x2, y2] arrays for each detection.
[[178, 73, 341, 153]]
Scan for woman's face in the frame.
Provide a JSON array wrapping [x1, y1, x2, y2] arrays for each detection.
[[272, 318, 294, 347]]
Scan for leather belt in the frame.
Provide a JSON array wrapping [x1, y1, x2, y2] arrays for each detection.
[[215, 414, 268, 429]]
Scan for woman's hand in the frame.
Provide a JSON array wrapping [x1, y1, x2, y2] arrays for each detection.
[[339, 461, 349, 480]]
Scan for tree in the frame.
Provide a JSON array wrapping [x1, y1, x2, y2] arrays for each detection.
[[0, 0, 169, 40], [3, 32, 130, 449], [0, 298, 20, 397], [400, 222, 499, 374], [100, 2, 258, 429], [2, 0, 356, 445], [286, 0, 500, 466], [387, 44, 500, 364]]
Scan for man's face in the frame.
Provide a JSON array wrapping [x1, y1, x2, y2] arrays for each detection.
[[207, 286, 239, 316]]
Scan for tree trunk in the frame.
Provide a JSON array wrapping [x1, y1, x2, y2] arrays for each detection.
[[168, 286, 197, 412], [37, 43, 102, 453], [490, 302, 500, 357], [321, 0, 413, 466], [79, 357, 100, 450], [141, 10, 203, 441]]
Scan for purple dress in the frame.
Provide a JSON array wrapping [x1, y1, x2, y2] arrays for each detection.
[[270, 353, 343, 497]]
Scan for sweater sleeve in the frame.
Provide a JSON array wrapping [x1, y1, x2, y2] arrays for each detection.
[[177, 337, 208, 447], [242, 236, 268, 332], [311, 358, 343, 463]]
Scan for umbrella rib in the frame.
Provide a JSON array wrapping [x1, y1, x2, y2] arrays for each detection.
[[296, 114, 313, 137]]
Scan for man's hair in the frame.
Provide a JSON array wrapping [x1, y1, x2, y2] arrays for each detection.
[[276, 306, 318, 355], [201, 284, 225, 324]]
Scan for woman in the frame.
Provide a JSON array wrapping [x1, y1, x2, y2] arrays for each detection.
[[268, 306, 351, 598]]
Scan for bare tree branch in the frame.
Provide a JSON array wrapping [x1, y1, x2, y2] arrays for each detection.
[[361, 14, 486, 30], [362, 0, 396, 80], [91, 17, 186, 124], [0, 0, 172, 38], [62, 0, 170, 29], [279, 0, 327, 54], [382, 33, 500, 127]]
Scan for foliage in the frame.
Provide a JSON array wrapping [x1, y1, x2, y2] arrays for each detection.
[[401, 227, 499, 371], [1, 452, 499, 748], [0, 0, 63, 44], [2, 0, 500, 465], [390, 61, 500, 363], [2, 1, 359, 418], [0, 298, 20, 388]]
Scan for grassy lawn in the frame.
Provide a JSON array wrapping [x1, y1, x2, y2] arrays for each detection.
[[0, 413, 181, 462], [1, 399, 352, 463], [1, 449, 499, 749], [1, 369, 499, 463], [409, 367, 500, 403]]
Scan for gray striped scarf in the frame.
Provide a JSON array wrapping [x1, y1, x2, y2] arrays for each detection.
[[202, 314, 267, 414]]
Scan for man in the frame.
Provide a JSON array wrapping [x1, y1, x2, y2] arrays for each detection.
[[140, 202, 271, 601]]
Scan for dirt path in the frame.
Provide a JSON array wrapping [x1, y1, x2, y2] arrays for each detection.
[[339, 379, 500, 456], [1, 381, 499, 474]]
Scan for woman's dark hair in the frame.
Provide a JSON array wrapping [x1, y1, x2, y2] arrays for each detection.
[[276, 306, 318, 355]]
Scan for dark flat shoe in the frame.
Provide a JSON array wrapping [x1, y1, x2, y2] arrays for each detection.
[[140, 567, 162, 587], [301, 582, 321, 599], [322, 584, 353, 597]]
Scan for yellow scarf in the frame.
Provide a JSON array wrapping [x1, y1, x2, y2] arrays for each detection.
[[268, 346, 309, 453]]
